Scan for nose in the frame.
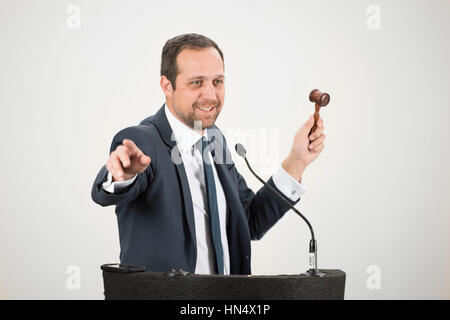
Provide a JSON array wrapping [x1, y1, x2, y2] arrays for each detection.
[[200, 81, 216, 100]]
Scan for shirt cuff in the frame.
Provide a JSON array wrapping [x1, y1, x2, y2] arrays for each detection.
[[272, 165, 307, 202], [102, 171, 137, 193]]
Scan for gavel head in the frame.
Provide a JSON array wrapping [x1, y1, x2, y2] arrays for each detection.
[[309, 89, 330, 107]]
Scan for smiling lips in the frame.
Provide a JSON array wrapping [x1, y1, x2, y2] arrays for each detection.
[[197, 106, 216, 113], [198, 106, 214, 112]]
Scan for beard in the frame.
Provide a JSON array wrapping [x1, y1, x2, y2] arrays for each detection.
[[173, 98, 221, 130]]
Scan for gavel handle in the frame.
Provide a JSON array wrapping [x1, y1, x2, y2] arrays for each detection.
[[309, 104, 321, 137]]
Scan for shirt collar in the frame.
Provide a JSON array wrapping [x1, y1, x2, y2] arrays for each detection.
[[164, 103, 208, 154]]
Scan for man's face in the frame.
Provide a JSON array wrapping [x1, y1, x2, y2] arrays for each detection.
[[165, 47, 225, 130]]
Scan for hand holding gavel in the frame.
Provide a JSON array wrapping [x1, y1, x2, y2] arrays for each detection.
[[281, 88, 330, 181]]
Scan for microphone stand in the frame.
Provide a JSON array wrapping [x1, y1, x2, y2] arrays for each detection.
[[235, 143, 325, 277]]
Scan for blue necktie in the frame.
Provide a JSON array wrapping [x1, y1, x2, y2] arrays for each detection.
[[199, 136, 224, 275]]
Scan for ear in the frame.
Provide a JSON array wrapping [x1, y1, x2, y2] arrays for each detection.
[[160, 76, 173, 98]]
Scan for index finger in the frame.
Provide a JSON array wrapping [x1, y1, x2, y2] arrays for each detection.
[[122, 139, 140, 155]]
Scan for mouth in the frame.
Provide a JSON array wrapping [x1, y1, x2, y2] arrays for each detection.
[[196, 106, 216, 114]]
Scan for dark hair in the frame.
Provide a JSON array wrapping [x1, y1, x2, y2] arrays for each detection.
[[160, 33, 224, 90]]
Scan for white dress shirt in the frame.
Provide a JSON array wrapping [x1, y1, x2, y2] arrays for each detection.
[[103, 104, 307, 274]]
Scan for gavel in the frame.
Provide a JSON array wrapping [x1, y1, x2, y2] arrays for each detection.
[[308, 89, 330, 137]]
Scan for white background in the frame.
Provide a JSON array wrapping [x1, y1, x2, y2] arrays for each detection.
[[0, 0, 449, 299]]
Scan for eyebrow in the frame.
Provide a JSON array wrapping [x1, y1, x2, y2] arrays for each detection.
[[186, 74, 225, 81]]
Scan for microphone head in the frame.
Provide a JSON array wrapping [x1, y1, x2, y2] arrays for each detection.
[[235, 143, 247, 158]]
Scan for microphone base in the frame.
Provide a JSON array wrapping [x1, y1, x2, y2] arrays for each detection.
[[301, 269, 326, 277]]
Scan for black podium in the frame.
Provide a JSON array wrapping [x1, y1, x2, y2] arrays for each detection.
[[101, 265, 346, 300]]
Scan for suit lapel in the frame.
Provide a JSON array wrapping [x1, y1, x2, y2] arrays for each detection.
[[147, 106, 197, 264]]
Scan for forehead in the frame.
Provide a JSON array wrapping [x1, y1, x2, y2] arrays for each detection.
[[176, 47, 224, 78]]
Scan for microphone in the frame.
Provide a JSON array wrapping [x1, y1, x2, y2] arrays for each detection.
[[235, 143, 325, 277]]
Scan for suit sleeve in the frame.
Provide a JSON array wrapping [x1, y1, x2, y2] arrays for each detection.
[[91, 126, 155, 207], [233, 165, 300, 240]]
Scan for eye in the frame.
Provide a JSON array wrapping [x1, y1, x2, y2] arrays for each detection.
[[190, 80, 203, 87], [214, 79, 224, 86]]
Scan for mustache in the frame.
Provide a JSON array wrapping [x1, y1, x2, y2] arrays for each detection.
[[192, 99, 220, 109]]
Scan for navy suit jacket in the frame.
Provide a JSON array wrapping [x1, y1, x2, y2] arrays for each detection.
[[91, 105, 300, 275]]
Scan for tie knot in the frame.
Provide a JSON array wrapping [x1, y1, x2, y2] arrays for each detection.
[[201, 136, 209, 150], [194, 136, 214, 154]]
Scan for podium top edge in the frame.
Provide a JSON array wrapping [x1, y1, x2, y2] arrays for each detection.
[[102, 268, 346, 279]]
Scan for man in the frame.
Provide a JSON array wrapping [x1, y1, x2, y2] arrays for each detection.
[[91, 33, 326, 275]]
